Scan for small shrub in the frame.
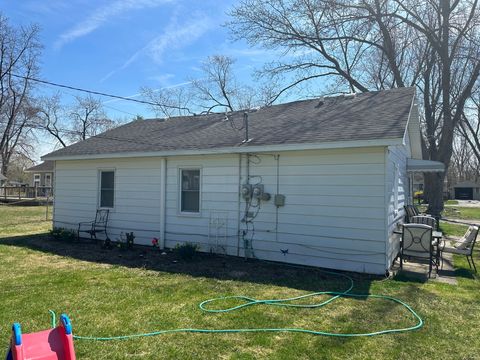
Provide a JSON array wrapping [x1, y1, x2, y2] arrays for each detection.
[[117, 232, 135, 250], [125, 232, 135, 249], [175, 242, 199, 261], [50, 227, 76, 242], [102, 237, 113, 249]]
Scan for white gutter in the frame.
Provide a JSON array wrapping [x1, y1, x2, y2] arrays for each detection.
[[41, 138, 403, 161]]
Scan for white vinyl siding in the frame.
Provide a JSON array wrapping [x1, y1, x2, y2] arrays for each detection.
[[237, 148, 387, 274], [385, 141, 410, 269], [165, 155, 239, 253], [164, 148, 388, 274], [53, 146, 396, 274], [54, 158, 163, 244]]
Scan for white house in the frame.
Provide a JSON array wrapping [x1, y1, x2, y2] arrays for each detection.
[[42, 87, 443, 275], [25, 161, 54, 188]]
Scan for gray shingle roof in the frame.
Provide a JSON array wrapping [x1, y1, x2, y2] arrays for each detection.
[[43, 87, 415, 159], [25, 161, 54, 172]]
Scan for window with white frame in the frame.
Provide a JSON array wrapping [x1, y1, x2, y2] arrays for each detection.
[[180, 169, 200, 213], [45, 174, 52, 187], [33, 174, 40, 187], [99, 170, 115, 208]]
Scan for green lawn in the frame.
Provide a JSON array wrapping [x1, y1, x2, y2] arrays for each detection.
[[0, 206, 479, 359], [418, 203, 480, 221], [0, 205, 52, 236], [442, 206, 480, 220]]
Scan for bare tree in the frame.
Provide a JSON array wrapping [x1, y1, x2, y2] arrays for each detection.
[[1, 102, 37, 175], [191, 55, 240, 113], [228, 0, 480, 215], [458, 90, 480, 167], [5, 152, 35, 183], [69, 95, 115, 142], [142, 86, 193, 118], [143, 55, 275, 117], [0, 14, 41, 176], [191, 55, 269, 113], [35, 93, 68, 147]]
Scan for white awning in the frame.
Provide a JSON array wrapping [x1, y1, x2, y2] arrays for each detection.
[[407, 158, 445, 173]]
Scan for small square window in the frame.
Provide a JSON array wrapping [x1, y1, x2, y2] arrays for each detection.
[[180, 169, 200, 213], [99, 170, 115, 208]]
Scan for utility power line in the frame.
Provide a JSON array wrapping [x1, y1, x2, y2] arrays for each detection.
[[9, 72, 186, 110]]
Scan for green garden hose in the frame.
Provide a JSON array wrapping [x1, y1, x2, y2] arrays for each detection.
[[48, 270, 423, 340]]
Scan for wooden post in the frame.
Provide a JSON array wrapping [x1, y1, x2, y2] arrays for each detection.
[[18, 186, 21, 199]]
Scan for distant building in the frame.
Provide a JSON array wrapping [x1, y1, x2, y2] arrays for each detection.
[[0, 173, 6, 186], [25, 161, 54, 188], [453, 181, 480, 200]]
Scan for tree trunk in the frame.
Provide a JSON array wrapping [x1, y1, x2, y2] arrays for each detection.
[[1, 161, 8, 178], [424, 172, 445, 216]]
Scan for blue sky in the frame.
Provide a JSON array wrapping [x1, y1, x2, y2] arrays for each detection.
[[4, 0, 275, 120]]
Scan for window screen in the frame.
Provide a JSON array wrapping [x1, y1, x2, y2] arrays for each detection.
[[181, 169, 200, 212], [100, 171, 115, 208]]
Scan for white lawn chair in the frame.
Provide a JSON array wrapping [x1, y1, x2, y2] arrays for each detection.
[[441, 226, 478, 273]]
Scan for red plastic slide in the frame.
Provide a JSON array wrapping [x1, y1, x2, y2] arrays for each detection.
[[5, 314, 76, 360]]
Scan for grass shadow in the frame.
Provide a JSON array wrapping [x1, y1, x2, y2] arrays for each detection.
[[454, 268, 476, 279], [392, 271, 429, 284], [0, 233, 376, 295]]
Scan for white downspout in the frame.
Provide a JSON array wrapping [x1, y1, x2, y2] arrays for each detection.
[[52, 161, 56, 226], [160, 157, 167, 249]]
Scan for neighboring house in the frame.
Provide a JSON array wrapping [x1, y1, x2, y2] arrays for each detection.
[[453, 181, 480, 200], [42, 87, 444, 275], [0, 173, 6, 187], [25, 161, 54, 188]]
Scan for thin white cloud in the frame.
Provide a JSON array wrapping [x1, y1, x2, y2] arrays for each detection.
[[149, 73, 175, 85], [100, 14, 213, 82], [55, 0, 172, 49], [23, 1, 71, 15]]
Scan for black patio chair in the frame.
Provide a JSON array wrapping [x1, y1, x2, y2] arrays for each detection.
[[401, 223, 435, 277], [404, 205, 421, 222], [77, 209, 109, 241], [411, 215, 438, 231]]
